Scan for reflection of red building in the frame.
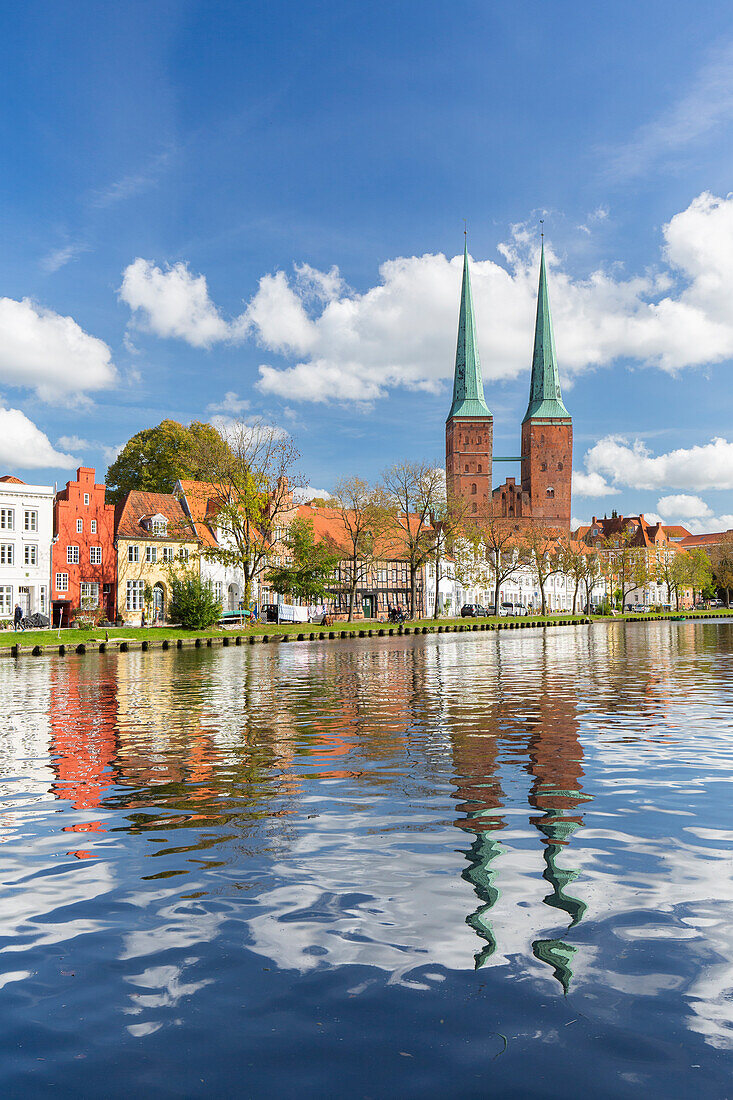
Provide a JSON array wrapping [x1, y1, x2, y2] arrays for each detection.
[[52, 467, 117, 626], [50, 660, 117, 856]]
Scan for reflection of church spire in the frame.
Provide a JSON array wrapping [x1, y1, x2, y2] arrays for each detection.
[[461, 824, 503, 968]]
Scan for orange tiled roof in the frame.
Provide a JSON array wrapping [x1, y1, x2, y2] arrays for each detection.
[[115, 490, 198, 541], [0, 475, 25, 484], [296, 503, 434, 562], [176, 480, 223, 547], [679, 529, 733, 548]]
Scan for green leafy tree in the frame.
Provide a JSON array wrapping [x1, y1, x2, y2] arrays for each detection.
[[266, 518, 340, 602], [710, 536, 733, 607], [106, 419, 232, 502], [168, 571, 222, 629], [330, 476, 391, 621]]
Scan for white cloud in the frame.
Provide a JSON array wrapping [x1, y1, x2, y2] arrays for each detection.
[[606, 41, 733, 179], [120, 190, 733, 406], [57, 435, 91, 451], [0, 297, 116, 404], [40, 242, 88, 273], [572, 470, 620, 497], [657, 494, 713, 519], [294, 485, 331, 503], [119, 259, 229, 347], [102, 443, 124, 463], [571, 516, 588, 531], [0, 408, 76, 469], [581, 435, 733, 491], [206, 391, 251, 415], [209, 414, 290, 445]]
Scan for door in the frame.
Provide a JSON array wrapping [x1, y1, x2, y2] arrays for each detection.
[[19, 586, 31, 616], [153, 583, 165, 622], [228, 583, 241, 611], [362, 595, 376, 618]]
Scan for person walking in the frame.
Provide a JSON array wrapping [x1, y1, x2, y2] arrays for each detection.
[[13, 603, 24, 632]]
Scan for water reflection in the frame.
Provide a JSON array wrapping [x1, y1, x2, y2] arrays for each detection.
[[0, 622, 732, 1094]]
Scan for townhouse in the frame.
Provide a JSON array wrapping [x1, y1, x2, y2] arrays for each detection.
[[114, 491, 200, 624], [51, 467, 116, 626], [175, 480, 248, 611], [0, 475, 54, 623], [578, 514, 693, 608]]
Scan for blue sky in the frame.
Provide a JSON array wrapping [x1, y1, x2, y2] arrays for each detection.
[[3, 0, 733, 532]]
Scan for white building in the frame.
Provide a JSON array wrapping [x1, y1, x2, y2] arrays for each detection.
[[0, 476, 54, 623], [175, 480, 249, 611]]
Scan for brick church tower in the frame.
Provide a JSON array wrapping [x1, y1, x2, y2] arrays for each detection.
[[445, 241, 493, 515], [520, 243, 572, 531]]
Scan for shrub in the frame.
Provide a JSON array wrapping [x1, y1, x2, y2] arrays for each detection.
[[168, 573, 222, 629]]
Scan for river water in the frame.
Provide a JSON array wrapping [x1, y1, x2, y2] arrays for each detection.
[[0, 622, 732, 1097]]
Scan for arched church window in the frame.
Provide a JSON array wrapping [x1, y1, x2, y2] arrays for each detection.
[[477, 463, 482, 473], [465, 464, 469, 473], [471, 483, 477, 495], [472, 503, 477, 513], [558, 462, 563, 470], [546, 487, 555, 498]]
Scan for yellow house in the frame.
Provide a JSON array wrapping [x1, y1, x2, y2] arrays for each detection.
[[114, 490, 200, 624]]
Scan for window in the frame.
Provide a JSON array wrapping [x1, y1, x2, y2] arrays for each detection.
[[90, 519, 97, 534], [76, 518, 83, 533], [274, 526, 283, 542], [178, 547, 189, 562], [90, 546, 102, 564], [66, 545, 79, 564], [0, 544, 13, 565], [55, 573, 69, 592], [546, 487, 555, 498], [80, 582, 99, 608], [558, 462, 564, 471], [126, 579, 144, 611], [151, 517, 167, 536], [162, 547, 173, 563], [0, 586, 11, 616], [541, 462, 547, 472], [24, 510, 37, 532], [477, 463, 482, 473], [39, 586, 46, 613], [128, 544, 139, 563], [464, 464, 469, 473], [0, 508, 14, 530], [24, 545, 37, 566], [146, 546, 157, 563], [472, 503, 477, 513], [213, 581, 223, 601], [83, 493, 90, 506], [471, 483, 477, 495]]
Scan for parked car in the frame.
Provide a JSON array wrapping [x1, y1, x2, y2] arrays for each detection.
[[460, 603, 489, 617], [496, 601, 524, 616], [709, 599, 724, 608], [629, 603, 650, 613]]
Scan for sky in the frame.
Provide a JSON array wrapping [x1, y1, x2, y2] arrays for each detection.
[[3, 0, 733, 533]]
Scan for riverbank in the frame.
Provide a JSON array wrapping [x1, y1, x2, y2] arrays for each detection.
[[1, 608, 730, 659]]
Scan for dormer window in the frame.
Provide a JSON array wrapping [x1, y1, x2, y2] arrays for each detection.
[[148, 513, 168, 536]]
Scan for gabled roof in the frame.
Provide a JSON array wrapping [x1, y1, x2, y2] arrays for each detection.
[[0, 475, 25, 484], [175, 480, 223, 547], [296, 503, 435, 562], [447, 241, 492, 420], [679, 529, 733, 548], [114, 491, 198, 541], [523, 243, 570, 422]]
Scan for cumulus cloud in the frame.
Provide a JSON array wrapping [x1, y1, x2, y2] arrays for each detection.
[[0, 297, 116, 404], [57, 435, 91, 451], [580, 435, 733, 492], [205, 391, 251, 415], [120, 190, 733, 406], [294, 485, 332, 503], [0, 408, 76, 469], [572, 470, 620, 497], [657, 494, 713, 519], [119, 259, 229, 347], [209, 414, 290, 446]]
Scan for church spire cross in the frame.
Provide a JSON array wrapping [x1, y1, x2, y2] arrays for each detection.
[[523, 238, 570, 422], [447, 237, 491, 420]]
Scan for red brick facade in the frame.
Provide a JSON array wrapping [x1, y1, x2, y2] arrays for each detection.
[[52, 467, 117, 625], [446, 415, 493, 516], [520, 418, 573, 531]]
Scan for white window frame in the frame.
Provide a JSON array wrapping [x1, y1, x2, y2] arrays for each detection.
[[146, 546, 157, 564], [90, 519, 97, 534], [0, 543, 13, 566], [24, 510, 37, 532], [55, 573, 69, 593], [151, 517, 168, 536], [126, 579, 145, 611], [0, 585, 12, 616], [83, 493, 90, 506], [128, 544, 139, 563], [162, 547, 173, 563], [76, 518, 83, 534], [67, 545, 79, 564], [0, 508, 14, 531], [80, 581, 99, 608], [90, 546, 102, 565], [24, 544, 37, 567]]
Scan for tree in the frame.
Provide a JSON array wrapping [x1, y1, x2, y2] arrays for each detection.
[[380, 462, 443, 618], [187, 418, 304, 609], [266, 517, 339, 602], [428, 492, 469, 619], [169, 571, 222, 629], [655, 548, 685, 609], [106, 419, 232, 502], [453, 507, 521, 616], [709, 536, 733, 607], [330, 477, 391, 621], [522, 525, 563, 615], [557, 538, 592, 615], [599, 527, 650, 610], [681, 547, 713, 606]]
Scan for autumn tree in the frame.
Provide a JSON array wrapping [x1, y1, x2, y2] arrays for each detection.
[[380, 462, 443, 618], [453, 507, 521, 616], [330, 477, 391, 621], [428, 491, 469, 619], [599, 527, 651, 610], [106, 419, 231, 502], [187, 418, 304, 609], [522, 525, 563, 616], [557, 538, 594, 615], [266, 517, 340, 602]]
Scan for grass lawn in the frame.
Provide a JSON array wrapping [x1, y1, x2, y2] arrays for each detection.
[[1, 608, 729, 651]]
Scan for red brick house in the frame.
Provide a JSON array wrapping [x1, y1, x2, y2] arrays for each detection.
[[51, 467, 117, 626]]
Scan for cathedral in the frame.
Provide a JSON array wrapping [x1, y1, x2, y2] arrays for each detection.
[[445, 239, 572, 531]]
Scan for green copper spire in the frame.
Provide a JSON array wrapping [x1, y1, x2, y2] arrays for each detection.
[[523, 242, 570, 422], [447, 240, 492, 420]]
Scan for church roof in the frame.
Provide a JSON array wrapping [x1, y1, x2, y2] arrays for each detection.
[[447, 241, 491, 420], [523, 243, 570, 422]]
